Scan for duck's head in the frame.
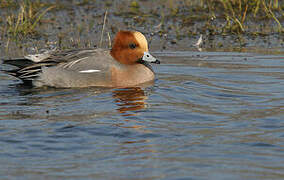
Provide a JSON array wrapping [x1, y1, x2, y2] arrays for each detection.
[[110, 31, 160, 65]]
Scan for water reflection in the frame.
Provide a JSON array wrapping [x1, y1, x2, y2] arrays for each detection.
[[112, 87, 148, 116], [0, 83, 151, 121]]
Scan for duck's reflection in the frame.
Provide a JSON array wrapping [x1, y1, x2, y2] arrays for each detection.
[[112, 87, 148, 116], [7, 82, 151, 118]]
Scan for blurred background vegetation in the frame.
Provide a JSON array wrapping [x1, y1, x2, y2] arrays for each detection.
[[0, 0, 283, 53]]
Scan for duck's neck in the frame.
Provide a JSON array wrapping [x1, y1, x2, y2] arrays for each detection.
[[138, 61, 154, 73]]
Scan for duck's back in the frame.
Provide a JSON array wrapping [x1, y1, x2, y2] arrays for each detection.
[[3, 48, 121, 87]]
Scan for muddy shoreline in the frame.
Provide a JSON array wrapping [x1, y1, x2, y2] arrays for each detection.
[[0, 0, 283, 57]]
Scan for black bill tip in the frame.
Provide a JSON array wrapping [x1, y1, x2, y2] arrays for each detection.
[[152, 59, 160, 64]]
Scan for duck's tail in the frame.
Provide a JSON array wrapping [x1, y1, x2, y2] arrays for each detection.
[[2, 58, 36, 83], [2, 58, 34, 68]]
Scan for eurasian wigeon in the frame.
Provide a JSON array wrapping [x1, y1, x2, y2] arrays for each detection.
[[2, 31, 160, 88]]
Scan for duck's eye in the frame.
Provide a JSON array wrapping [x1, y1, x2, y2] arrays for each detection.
[[129, 43, 137, 49]]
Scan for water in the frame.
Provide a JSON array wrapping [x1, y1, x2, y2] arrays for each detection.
[[0, 50, 284, 180]]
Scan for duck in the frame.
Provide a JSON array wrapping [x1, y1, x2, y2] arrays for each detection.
[[2, 31, 160, 88]]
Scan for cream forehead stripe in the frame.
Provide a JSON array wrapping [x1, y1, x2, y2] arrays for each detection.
[[133, 32, 148, 51]]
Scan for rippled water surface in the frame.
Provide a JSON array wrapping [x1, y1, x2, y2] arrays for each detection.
[[0, 50, 284, 180]]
